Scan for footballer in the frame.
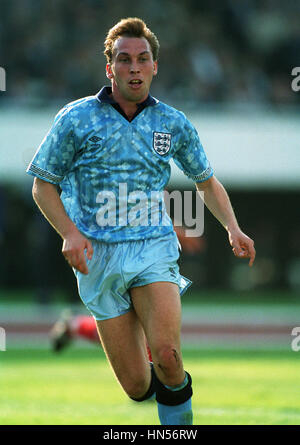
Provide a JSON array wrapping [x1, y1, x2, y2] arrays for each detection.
[[27, 18, 255, 425]]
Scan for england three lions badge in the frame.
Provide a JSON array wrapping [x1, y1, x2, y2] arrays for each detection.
[[153, 132, 172, 156]]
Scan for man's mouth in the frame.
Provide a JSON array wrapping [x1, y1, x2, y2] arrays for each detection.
[[129, 79, 143, 84], [129, 79, 143, 89]]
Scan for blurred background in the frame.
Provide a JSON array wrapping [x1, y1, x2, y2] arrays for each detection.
[[0, 0, 300, 349]]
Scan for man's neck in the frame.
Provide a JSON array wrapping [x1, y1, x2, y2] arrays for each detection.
[[119, 102, 138, 121], [110, 89, 147, 121]]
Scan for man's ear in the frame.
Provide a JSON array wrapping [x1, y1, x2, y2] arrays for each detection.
[[153, 61, 158, 76], [106, 63, 114, 80]]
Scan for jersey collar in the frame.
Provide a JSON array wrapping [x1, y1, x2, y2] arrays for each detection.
[[95, 86, 159, 108]]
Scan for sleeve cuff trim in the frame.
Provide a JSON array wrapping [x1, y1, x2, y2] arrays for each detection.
[[26, 163, 63, 184], [184, 166, 213, 182]]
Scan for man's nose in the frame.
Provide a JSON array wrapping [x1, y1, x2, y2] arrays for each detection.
[[130, 61, 140, 73]]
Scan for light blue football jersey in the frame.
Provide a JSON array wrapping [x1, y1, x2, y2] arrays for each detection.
[[26, 87, 213, 242]]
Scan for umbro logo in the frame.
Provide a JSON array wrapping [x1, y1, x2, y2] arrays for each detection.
[[76, 136, 102, 157], [89, 136, 102, 143]]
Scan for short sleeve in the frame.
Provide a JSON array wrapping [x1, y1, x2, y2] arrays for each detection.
[[173, 115, 213, 183], [26, 107, 76, 184]]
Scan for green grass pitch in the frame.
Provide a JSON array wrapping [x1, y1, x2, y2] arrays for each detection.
[[1, 347, 300, 425]]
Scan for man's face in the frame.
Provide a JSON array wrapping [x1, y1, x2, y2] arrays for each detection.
[[106, 37, 158, 103]]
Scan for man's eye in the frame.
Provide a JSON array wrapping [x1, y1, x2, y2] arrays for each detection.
[[119, 58, 129, 62]]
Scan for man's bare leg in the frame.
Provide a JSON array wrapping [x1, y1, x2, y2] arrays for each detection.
[[95, 310, 151, 399], [130, 281, 193, 425]]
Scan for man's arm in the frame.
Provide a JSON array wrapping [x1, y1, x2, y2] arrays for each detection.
[[196, 175, 256, 267], [32, 177, 93, 274]]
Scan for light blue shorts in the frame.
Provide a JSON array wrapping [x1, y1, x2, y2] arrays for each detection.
[[74, 231, 192, 321]]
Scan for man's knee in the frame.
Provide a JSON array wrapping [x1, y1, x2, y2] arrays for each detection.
[[129, 364, 156, 402], [153, 345, 183, 376], [121, 365, 152, 400], [124, 377, 151, 400]]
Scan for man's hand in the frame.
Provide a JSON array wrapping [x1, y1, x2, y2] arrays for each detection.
[[62, 230, 93, 275], [228, 228, 256, 267]]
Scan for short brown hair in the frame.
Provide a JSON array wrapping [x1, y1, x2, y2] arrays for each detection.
[[104, 17, 160, 63]]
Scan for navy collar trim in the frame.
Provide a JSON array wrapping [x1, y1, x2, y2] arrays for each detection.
[[95, 86, 158, 107]]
